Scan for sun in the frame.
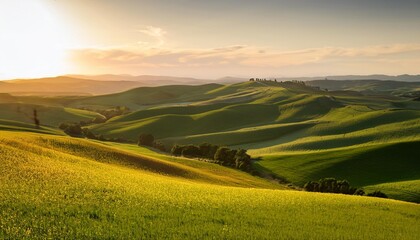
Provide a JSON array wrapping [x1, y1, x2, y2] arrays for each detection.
[[0, 1, 71, 79]]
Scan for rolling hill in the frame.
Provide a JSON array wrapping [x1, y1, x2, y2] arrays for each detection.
[[0, 76, 145, 95], [1, 80, 419, 204], [307, 79, 420, 97], [1, 131, 419, 239], [77, 81, 420, 203], [0, 102, 102, 128]]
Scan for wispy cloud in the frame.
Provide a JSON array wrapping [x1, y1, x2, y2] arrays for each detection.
[[69, 43, 420, 77], [137, 26, 167, 46]]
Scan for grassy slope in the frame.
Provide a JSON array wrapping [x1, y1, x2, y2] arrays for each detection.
[[84, 82, 420, 203], [0, 102, 101, 128], [307, 79, 420, 96], [1, 131, 419, 239], [0, 119, 63, 135], [70, 83, 223, 109], [253, 141, 420, 185], [3, 82, 418, 203]]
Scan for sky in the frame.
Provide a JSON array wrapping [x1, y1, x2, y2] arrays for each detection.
[[0, 0, 420, 79]]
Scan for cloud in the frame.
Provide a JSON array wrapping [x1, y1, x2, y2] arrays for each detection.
[[69, 43, 420, 77], [137, 26, 167, 46]]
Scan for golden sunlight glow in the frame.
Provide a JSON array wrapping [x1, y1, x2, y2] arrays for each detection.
[[0, 1, 71, 79]]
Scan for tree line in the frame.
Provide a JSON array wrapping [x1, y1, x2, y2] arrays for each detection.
[[304, 178, 387, 198], [170, 143, 252, 171]]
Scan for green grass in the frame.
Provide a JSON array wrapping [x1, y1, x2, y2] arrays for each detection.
[[75, 83, 420, 205], [0, 119, 63, 135], [364, 180, 420, 203], [1, 131, 419, 239], [253, 141, 420, 202], [70, 83, 223, 109], [91, 103, 280, 140]]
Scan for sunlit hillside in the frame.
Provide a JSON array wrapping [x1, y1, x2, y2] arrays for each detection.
[[1, 131, 419, 239]]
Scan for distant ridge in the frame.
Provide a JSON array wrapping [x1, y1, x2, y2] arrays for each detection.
[[215, 74, 420, 82], [273, 74, 420, 82], [1, 74, 419, 96]]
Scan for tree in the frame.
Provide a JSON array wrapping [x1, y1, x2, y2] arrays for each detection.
[[82, 128, 97, 139], [181, 145, 201, 158], [138, 133, 154, 146], [214, 147, 230, 164], [63, 123, 83, 137], [234, 149, 251, 170], [33, 109, 40, 128]]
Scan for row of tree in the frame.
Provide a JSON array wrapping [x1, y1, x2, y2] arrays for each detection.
[[59, 122, 133, 143], [304, 178, 387, 198], [171, 143, 252, 171], [248, 78, 307, 86]]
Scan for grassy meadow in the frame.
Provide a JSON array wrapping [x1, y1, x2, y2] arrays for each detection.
[[1, 131, 419, 239]]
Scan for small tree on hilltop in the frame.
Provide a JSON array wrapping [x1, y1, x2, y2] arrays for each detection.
[[138, 133, 154, 147]]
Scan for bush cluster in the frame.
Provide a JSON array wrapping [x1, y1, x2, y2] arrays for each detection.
[[366, 191, 388, 198], [171, 143, 252, 171], [304, 178, 388, 198], [304, 178, 361, 195]]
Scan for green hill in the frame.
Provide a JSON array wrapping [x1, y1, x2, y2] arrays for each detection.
[[307, 79, 420, 98], [80, 82, 420, 203], [0, 103, 102, 128], [70, 83, 223, 109], [1, 131, 419, 239]]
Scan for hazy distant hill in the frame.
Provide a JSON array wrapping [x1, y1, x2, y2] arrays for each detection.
[[273, 74, 420, 82], [231, 75, 420, 82], [0, 76, 145, 96], [307, 80, 420, 97], [66, 74, 213, 85], [1, 74, 419, 97]]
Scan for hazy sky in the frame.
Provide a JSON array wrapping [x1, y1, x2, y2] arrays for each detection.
[[1, 0, 420, 79]]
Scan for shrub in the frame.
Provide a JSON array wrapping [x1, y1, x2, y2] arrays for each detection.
[[367, 191, 388, 198], [171, 145, 183, 156], [304, 178, 358, 195], [58, 122, 70, 130], [82, 128, 97, 139], [153, 141, 166, 152], [63, 123, 83, 137], [138, 133, 154, 147], [354, 189, 365, 196]]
